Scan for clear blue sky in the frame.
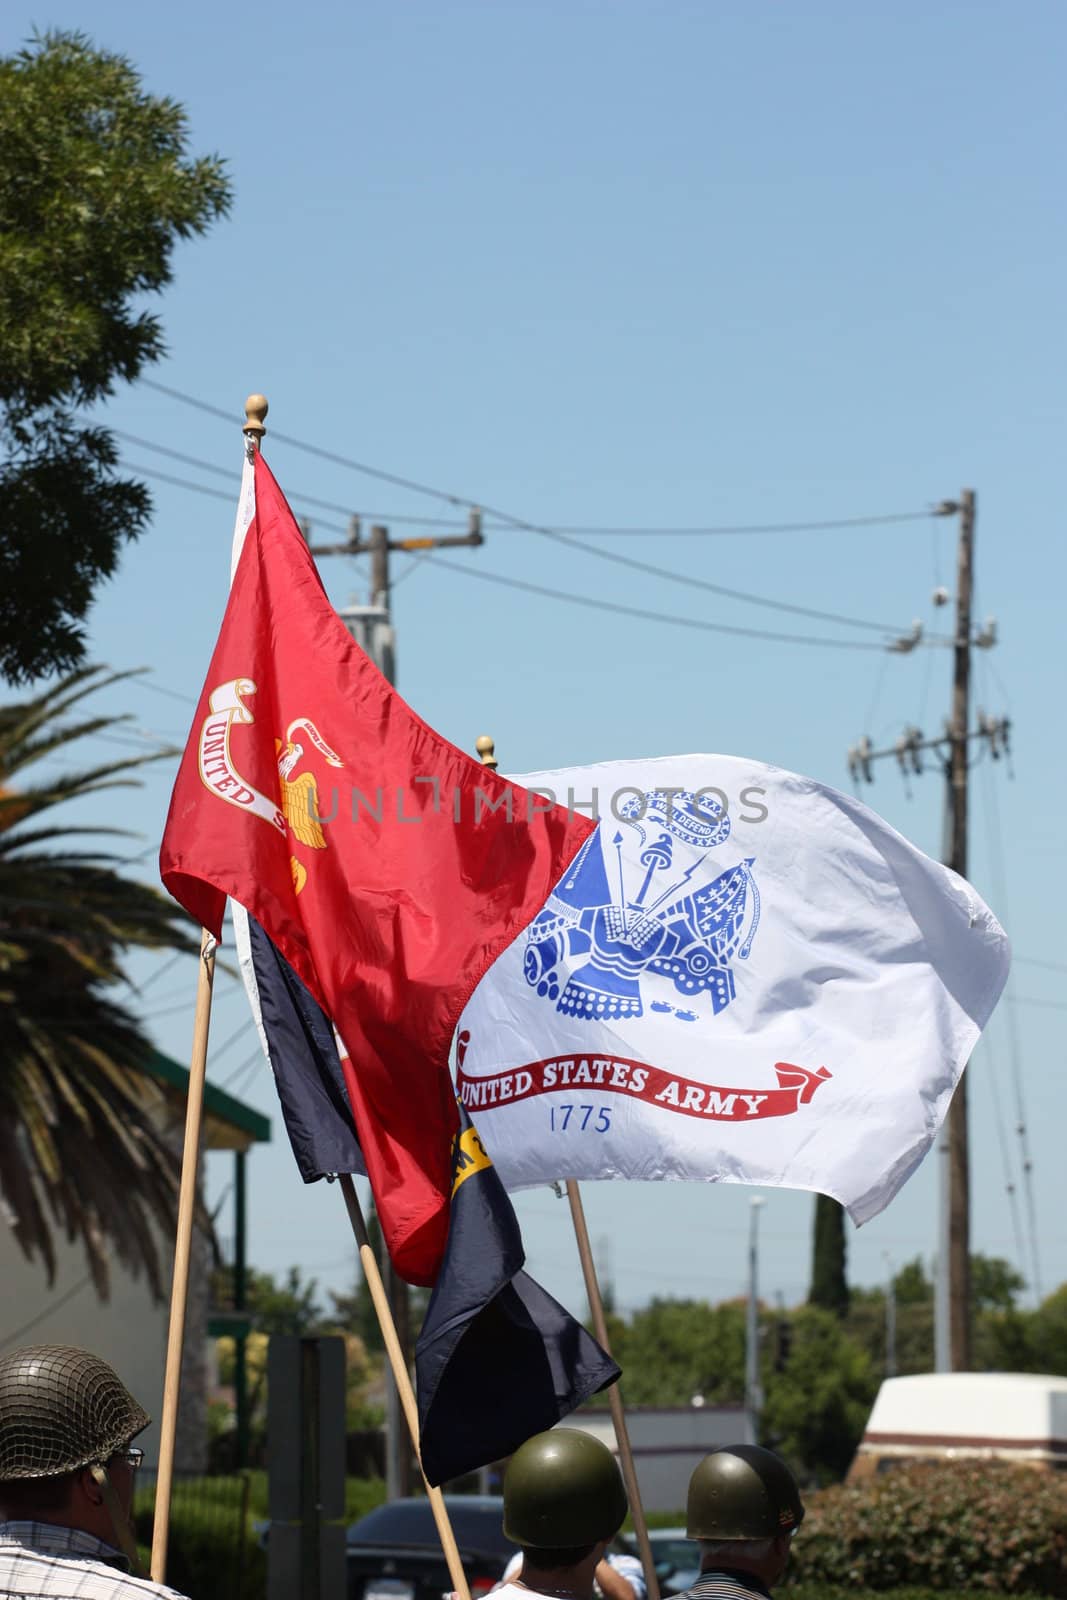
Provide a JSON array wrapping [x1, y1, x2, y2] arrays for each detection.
[[5, 1, 1066, 1319]]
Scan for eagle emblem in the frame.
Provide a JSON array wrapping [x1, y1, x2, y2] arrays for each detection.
[[275, 718, 343, 859], [523, 787, 760, 1024]]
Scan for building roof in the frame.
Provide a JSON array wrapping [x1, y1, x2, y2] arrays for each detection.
[[143, 1048, 271, 1152]]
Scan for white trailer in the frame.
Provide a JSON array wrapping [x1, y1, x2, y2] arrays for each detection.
[[850, 1372, 1067, 1478]]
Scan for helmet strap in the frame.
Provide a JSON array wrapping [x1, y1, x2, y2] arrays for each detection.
[[88, 1464, 146, 1578]]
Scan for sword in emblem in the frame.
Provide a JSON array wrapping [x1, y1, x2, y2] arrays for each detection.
[[612, 831, 628, 930]]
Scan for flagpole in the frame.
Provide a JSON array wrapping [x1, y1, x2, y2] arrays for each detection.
[[151, 925, 217, 1581], [152, 394, 265, 1579], [473, 737, 660, 1600], [565, 1182, 660, 1600], [338, 1175, 472, 1600]]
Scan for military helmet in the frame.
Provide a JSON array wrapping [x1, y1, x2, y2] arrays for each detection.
[[686, 1444, 804, 1540], [503, 1428, 628, 1548], [0, 1346, 150, 1480]]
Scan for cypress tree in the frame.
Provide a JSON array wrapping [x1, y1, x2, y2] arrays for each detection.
[[809, 1193, 850, 1316]]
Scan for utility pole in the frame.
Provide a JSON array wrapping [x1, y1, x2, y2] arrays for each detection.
[[846, 490, 1005, 1374], [307, 508, 485, 1498], [946, 489, 974, 1372]]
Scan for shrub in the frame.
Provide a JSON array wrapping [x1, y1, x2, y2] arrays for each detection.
[[787, 1461, 1067, 1595], [134, 1476, 265, 1600], [790, 1589, 1020, 1600]]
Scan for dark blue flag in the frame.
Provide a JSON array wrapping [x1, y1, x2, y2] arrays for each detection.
[[415, 1102, 620, 1487], [237, 912, 619, 1485], [240, 911, 364, 1180]]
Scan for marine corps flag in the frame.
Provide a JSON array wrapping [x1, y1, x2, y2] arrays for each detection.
[[416, 1098, 619, 1487], [160, 451, 592, 1284]]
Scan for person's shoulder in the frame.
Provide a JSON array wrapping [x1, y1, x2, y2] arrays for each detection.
[[609, 1554, 645, 1577], [609, 1552, 647, 1596], [90, 1564, 190, 1600]]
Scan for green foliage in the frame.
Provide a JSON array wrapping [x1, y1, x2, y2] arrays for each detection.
[[787, 1461, 1067, 1594], [809, 1194, 849, 1317], [212, 1265, 385, 1456], [789, 1590, 1021, 1600], [609, 1297, 747, 1406], [1031, 1284, 1067, 1372], [972, 1254, 1026, 1313], [762, 1305, 875, 1483], [242, 1469, 386, 1523], [133, 1477, 263, 1600], [588, 1257, 1067, 1487], [0, 30, 231, 683], [892, 1257, 933, 1305], [329, 1202, 430, 1354], [0, 666, 198, 1296]]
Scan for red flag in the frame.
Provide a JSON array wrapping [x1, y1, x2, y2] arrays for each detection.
[[161, 455, 593, 1283]]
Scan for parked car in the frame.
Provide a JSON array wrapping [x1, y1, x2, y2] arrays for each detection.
[[347, 1494, 519, 1600], [619, 1529, 700, 1597]]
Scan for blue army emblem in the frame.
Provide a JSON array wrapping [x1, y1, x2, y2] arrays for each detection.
[[523, 788, 759, 1024]]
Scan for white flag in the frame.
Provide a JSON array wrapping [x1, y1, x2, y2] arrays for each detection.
[[456, 755, 1009, 1224]]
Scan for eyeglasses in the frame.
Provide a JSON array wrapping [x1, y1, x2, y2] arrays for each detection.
[[110, 1448, 144, 1472]]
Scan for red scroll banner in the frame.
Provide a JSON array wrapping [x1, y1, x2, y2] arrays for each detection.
[[456, 1040, 831, 1124]]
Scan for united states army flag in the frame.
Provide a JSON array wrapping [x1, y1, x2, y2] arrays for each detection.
[[456, 756, 1010, 1224]]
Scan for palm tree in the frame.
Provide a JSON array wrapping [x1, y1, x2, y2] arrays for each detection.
[[0, 666, 198, 1298]]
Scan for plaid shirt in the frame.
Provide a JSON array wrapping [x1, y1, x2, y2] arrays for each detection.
[[0, 1522, 189, 1600]]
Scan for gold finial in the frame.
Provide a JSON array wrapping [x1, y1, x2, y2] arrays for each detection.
[[243, 393, 269, 447], [475, 734, 498, 770]]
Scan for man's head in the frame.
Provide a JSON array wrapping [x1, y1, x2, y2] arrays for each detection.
[[0, 1345, 149, 1553], [503, 1428, 628, 1574], [686, 1444, 804, 1588]]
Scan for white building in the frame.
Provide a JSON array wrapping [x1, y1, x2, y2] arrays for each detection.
[[569, 1403, 755, 1513], [0, 1049, 270, 1473]]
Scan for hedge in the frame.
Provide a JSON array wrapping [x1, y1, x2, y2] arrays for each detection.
[[133, 1481, 264, 1600], [790, 1590, 1020, 1600], [786, 1461, 1067, 1595]]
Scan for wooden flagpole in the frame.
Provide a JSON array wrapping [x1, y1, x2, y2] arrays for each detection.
[[152, 395, 264, 1580], [474, 737, 660, 1600], [151, 926, 217, 1580], [565, 1180, 659, 1600], [338, 1176, 472, 1600]]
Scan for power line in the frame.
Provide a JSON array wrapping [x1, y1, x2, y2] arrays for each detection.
[[974, 1039, 1028, 1282], [122, 461, 353, 540], [127, 446, 924, 638], [209, 1017, 255, 1062], [124, 444, 929, 642], [422, 551, 893, 651], [114, 431, 471, 528], [139, 378, 943, 634], [538, 511, 936, 537], [130, 679, 197, 707], [978, 737, 1042, 1300], [0, 1274, 92, 1351], [125, 409, 938, 539]]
